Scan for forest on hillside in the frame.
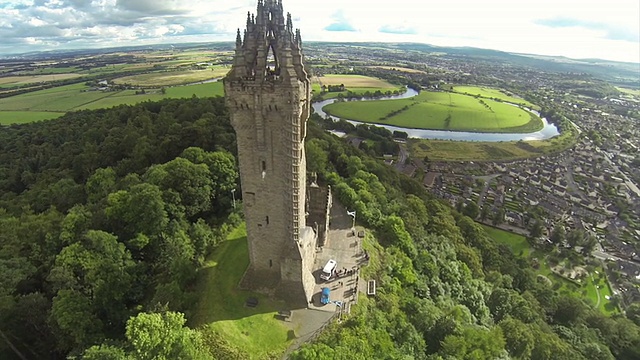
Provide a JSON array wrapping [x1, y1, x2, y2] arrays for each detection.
[[0, 97, 639, 359], [0, 97, 240, 359]]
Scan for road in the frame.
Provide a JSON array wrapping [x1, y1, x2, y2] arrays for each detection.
[[396, 144, 408, 166], [562, 156, 587, 200], [474, 174, 500, 208]]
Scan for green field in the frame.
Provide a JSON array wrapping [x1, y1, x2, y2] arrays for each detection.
[[0, 111, 65, 124], [408, 128, 576, 161], [113, 67, 229, 86], [192, 224, 291, 359], [482, 225, 531, 257], [0, 81, 224, 123], [312, 74, 402, 100], [323, 91, 543, 133], [446, 85, 538, 110], [482, 225, 617, 314]]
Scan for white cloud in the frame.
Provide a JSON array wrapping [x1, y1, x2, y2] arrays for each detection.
[[0, 0, 637, 62]]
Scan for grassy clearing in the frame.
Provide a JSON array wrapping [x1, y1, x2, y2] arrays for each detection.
[[113, 68, 229, 86], [482, 225, 617, 315], [408, 132, 575, 162], [482, 225, 531, 257], [0, 111, 65, 124], [324, 91, 542, 133], [0, 82, 224, 115], [407, 139, 535, 161], [445, 85, 538, 110], [192, 224, 291, 359]]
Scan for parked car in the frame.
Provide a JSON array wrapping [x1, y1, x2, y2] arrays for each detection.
[[320, 287, 330, 305], [320, 259, 337, 281]]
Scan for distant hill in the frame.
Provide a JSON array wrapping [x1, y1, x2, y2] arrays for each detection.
[[317, 42, 639, 87], [2, 41, 638, 87]]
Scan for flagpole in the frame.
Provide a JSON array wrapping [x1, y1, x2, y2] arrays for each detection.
[[347, 210, 356, 230]]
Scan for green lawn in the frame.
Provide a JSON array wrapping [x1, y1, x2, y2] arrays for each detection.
[[482, 225, 531, 257], [323, 91, 543, 133], [191, 224, 292, 359]]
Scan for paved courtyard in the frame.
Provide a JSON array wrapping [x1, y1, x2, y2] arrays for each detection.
[[309, 197, 366, 312], [282, 197, 369, 356]]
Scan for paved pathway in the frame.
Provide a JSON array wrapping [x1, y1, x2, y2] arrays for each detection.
[[282, 196, 366, 357]]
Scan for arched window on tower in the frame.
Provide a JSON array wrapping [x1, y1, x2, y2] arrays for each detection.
[[266, 43, 279, 77]]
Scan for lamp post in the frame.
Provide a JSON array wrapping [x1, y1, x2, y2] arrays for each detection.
[[231, 188, 236, 209]]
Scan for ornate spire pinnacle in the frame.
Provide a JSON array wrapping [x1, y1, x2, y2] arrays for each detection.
[[236, 29, 242, 48], [286, 12, 292, 31], [295, 28, 302, 46]]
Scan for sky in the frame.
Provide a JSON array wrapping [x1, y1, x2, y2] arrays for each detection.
[[0, 0, 638, 63]]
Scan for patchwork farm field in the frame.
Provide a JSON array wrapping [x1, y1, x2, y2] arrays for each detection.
[[313, 74, 397, 88], [0, 81, 224, 123], [324, 90, 543, 133], [113, 67, 230, 86], [0, 73, 84, 87]]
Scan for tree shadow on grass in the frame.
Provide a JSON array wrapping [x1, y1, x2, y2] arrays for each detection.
[[189, 226, 295, 359], [190, 229, 289, 326]]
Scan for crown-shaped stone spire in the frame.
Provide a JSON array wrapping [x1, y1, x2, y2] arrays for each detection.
[[226, 0, 307, 84]]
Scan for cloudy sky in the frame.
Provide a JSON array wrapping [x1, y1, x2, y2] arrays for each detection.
[[0, 0, 638, 62]]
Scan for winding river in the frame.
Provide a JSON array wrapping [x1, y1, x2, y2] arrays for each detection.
[[312, 88, 560, 141]]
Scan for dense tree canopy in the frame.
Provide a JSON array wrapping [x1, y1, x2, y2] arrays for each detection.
[[1, 96, 639, 359], [0, 97, 239, 358]]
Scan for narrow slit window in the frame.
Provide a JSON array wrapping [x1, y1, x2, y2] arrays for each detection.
[[262, 161, 267, 171]]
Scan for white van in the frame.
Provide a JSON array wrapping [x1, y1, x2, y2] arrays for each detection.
[[320, 259, 337, 281]]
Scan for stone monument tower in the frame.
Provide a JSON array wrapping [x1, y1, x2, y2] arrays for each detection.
[[224, 0, 317, 305]]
